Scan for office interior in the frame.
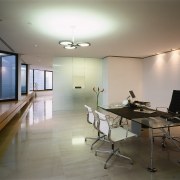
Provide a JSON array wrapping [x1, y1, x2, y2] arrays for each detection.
[[0, 1, 180, 179]]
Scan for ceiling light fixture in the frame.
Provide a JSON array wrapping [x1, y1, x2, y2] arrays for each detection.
[[59, 40, 90, 50], [59, 27, 91, 50]]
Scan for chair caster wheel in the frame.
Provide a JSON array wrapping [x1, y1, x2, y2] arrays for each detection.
[[95, 152, 97, 156], [130, 161, 134, 165], [104, 165, 107, 169]]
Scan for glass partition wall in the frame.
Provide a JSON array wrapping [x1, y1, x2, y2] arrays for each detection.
[[0, 51, 18, 101]]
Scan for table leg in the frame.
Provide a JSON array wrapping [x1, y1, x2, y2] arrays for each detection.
[[147, 128, 157, 172]]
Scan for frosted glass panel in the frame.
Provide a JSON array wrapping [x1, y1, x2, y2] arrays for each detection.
[[73, 58, 85, 89], [53, 57, 103, 110], [73, 76, 85, 89]]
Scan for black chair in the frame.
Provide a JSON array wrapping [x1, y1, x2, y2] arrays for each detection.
[[168, 90, 180, 115], [154, 90, 180, 147]]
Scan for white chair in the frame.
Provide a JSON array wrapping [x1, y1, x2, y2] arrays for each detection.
[[94, 110, 137, 169], [84, 105, 106, 150]]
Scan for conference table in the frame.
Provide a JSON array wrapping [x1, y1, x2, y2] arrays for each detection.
[[99, 105, 180, 172]]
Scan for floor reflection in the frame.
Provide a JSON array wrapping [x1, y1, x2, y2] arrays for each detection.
[[0, 96, 180, 180], [27, 98, 52, 126], [0, 97, 53, 161]]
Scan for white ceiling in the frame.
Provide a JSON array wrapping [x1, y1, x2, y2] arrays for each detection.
[[0, 0, 180, 67]]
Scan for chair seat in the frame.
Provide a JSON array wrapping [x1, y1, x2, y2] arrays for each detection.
[[110, 127, 136, 142]]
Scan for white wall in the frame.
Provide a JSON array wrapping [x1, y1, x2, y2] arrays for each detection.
[[143, 50, 180, 108], [53, 53, 180, 111], [53, 57, 103, 111], [103, 57, 143, 105]]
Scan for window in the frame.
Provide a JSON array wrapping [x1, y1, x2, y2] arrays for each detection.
[[30, 69, 53, 91], [21, 64, 28, 94], [34, 70, 44, 90], [45, 71, 53, 90], [30, 69, 34, 91], [0, 51, 18, 101]]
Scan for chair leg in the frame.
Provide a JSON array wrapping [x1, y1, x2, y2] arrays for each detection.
[[85, 133, 107, 150], [91, 137, 100, 150], [95, 149, 112, 156], [104, 152, 114, 169], [91, 134, 107, 150], [116, 149, 133, 164], [95, 143, 134, 169], [168, 126, 180, 144], [85, 137, 97, 142], [104, 148, 129, 169]]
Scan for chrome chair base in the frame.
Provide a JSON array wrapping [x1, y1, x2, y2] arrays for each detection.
[[85, 134, 107, 150], [153, 129, 180, 148], [95, 147, 133, 169]]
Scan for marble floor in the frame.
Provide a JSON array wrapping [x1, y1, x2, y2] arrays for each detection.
[[0, 97, 179, 180]]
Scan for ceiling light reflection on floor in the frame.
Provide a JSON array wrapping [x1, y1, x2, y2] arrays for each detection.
[[72, 136, 85, 145]]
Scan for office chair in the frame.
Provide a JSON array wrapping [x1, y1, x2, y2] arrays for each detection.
[[84, 105, 106, 150], [94, 110, 137, 169], [154, 90, 180, 147]]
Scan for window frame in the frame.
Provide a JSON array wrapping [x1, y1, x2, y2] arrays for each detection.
[[30, 69, 53, 91], [45, 70, 53, 90], [21, 64, 28, 95]]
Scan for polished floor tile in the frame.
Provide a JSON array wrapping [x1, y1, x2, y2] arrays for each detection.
[[0, 96, 179, 180]]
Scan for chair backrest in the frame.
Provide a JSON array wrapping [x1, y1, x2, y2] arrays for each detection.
[[168, 90, 180, 114], [95, 110, 109, 136], [84, 105, 94, 124]]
